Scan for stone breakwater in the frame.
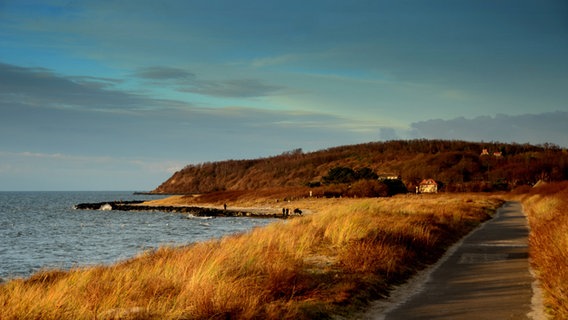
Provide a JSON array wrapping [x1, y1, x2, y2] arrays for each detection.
[[74, 201, 287, 219]]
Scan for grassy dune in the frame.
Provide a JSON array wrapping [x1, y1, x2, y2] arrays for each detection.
[[0, 194, 504, 319], [518, 182, 568, 319]]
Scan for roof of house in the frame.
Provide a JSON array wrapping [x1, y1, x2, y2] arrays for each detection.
[[419, 179, 437, 185]]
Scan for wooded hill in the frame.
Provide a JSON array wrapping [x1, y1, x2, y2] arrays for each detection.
[[152, 140, 568, 194]]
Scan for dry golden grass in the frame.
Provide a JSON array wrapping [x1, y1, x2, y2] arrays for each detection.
[[145, 187, 314, 208], [0, 194, 504, 319], [517, 181, 568, 319]]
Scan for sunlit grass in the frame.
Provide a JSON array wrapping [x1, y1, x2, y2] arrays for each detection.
[[518, 181, 568, 319], [0, 194, 504, 319]]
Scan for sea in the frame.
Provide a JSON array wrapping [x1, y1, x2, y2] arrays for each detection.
[[0, 191, 277, 280]]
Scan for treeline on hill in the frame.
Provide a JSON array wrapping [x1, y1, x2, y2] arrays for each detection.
[[153, 140, 568, 195]]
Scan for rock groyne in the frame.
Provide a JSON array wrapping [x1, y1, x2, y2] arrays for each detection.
[[74, 201, 286, 219]]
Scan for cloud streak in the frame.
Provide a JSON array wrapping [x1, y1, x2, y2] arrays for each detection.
[[132, 65, 286, 98], [178, 78, 285, 98], [133, 66, 195, 80], [0, 63, 150, 111]]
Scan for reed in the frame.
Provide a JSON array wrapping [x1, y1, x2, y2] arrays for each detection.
[[518, 181, 568, 319], [0, 194, 503, 319]]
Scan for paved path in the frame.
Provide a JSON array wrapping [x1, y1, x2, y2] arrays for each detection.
[[380, 201, 535, 319]]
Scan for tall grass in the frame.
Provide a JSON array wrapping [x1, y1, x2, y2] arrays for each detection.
[[518, 181, 568, 319], [0, 194, 503, 319]]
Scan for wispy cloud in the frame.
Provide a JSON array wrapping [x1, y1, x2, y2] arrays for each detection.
[[178, 78, 284, 98], [132, 65, 286, 98], [133, 66, 195, 80], [69, 76, 123, 89], [0, 62, 149, 111]]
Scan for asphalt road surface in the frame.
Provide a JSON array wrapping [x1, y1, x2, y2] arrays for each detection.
[[381, 201, 536, 320]]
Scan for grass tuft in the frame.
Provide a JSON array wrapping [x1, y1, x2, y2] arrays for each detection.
[[518, 181, 568, 319]]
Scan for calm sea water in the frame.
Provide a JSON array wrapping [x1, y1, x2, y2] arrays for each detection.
[[0, 191, 276, 280]]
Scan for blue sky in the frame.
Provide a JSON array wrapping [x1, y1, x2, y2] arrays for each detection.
[[1, 0, 567, 191]]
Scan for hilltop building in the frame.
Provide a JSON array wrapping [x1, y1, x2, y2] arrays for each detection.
[[481, 148, 504, 157]]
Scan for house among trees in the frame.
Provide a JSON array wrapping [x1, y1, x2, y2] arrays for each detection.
[[418, 179, 438, 193], [481, 148, 503, 157], [378, 173, 400, 180]]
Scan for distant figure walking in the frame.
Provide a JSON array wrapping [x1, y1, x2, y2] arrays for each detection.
[[223, 203, 227, 211]]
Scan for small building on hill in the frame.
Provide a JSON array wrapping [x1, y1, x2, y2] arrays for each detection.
[[418, 179, 438, 193], [378, 173, 400, 180], [480, 148, 503, 158]]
